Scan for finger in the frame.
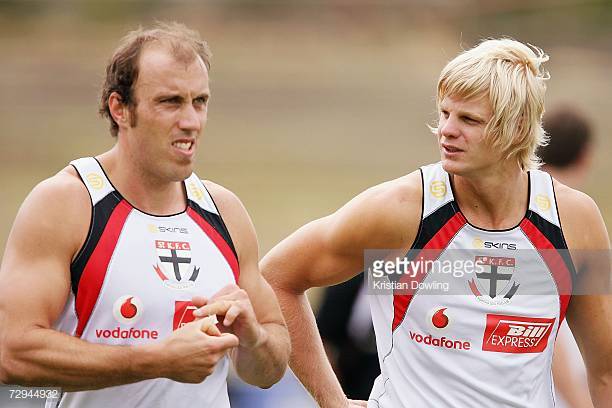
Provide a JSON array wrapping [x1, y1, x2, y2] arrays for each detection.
[[209, 284, 240, 300], [194, 300, 233, 318], [212, 332, 240, 349], [348, 400, 368, 407], [223, 304, 242, 326], [199, 314, 220, 335], [191, 295, 207, 308]]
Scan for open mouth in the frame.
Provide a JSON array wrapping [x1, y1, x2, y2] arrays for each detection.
[[442, 144, 463, 154], [172, 141, 194, 152]]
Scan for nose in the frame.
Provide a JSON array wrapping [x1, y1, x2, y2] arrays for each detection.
[[178, 104, 203, 133], [439, 115, 459, 139]]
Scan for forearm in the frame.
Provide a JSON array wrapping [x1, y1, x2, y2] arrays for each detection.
[[278, 288, 348, 408], [233, 322, 290, 388], [588, 370, 612, 407], [0, 327, 161, 391]]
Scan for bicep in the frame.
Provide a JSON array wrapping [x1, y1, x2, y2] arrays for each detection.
[[261, 216, 365, 294], [0, 179, 85, 334], [565, 199, 611, 372]]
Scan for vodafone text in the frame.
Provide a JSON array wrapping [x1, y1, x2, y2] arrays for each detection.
[[409, 331, 471, 351], [95, 327, 159, 340]]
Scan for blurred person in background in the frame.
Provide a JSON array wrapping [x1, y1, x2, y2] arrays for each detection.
[[540, 106, 595, 408], [316, 273, 379, 401], [262, 38, 611, 407], [0, 22, 289, 407]]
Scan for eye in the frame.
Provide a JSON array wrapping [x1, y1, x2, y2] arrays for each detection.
[[440, 110, 449, 118], [161, 96, 181, 104], [463, 116, 479, 124], [194, 96, 208, 105]]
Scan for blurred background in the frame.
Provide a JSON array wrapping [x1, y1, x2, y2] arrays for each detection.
[[0, 0, 610, 407]]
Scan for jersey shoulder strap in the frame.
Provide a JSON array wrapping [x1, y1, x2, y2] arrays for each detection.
[[70, 157, 115, 205], [527, 169, 561, 228], [420, 161, 455, 220], [184, 173, 219, 215]]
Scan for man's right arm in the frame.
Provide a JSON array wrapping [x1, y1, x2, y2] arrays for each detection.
[[0, 169, 238, 391], [261, 172, 421, 407]]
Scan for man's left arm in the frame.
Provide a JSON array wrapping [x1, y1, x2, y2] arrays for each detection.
[[194, 181, 290, 388], [559, 187, 612, 407]]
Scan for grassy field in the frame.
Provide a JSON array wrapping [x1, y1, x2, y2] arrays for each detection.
[[1, 4, 611, 257]]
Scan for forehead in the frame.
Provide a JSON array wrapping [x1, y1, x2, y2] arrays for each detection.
[[135, 45, 209, 95], [440, 94, 492, 118]]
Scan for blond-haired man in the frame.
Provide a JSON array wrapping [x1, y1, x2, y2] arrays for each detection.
[[262, 39, 611, 407], [0, 22, 289, 407]]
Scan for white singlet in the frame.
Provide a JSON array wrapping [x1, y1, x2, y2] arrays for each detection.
[[46, 157, 239, 408], [368, 162, 575, 407]]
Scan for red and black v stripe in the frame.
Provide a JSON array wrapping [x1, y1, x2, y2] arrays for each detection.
[[391, 202, 466, 331], [520, 210, 576, 323], [187, 199, 240, 283]]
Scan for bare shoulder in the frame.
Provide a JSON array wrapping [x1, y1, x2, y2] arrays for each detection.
[[202, 180, 257, 261], [329, 169, 422, 250], [202, 180, 245, 217], [9, 166, 91, 260], [554, 179, 609, 250]]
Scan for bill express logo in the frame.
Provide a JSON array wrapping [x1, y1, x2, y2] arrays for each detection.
[[95, 296, 159, 340], [174, 300, 197, 330], [482, 314, 555, 353]]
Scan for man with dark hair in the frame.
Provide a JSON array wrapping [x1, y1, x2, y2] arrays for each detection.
[[541, 105, 596, 408], [0, 22, 289, 407]]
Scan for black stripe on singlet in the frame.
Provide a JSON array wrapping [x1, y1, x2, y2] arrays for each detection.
[[187, 199, 237, 259], [70, 191, 122, 295], [525, 209, 577, 286], [410, 201, 458, 251]]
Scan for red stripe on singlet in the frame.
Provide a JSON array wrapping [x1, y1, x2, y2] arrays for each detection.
[[187, 207, 240, 283], [392, 212, 467, 331], [520, 218, 572, 323], [75, 200, 132, 337]]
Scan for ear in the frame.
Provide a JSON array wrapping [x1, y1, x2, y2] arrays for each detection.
[[108, 92, 130, 129]]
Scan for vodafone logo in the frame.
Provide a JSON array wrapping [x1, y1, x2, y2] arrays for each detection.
[[432, 308, 449, 329], [113, 296, 143, 324], [427, 307, 450, 330]]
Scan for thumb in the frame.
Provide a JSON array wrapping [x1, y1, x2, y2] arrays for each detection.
[[215, 332, 240, 349], [199, 315, 221, 336]]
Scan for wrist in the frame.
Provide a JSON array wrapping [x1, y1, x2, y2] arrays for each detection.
[[130, 343, 165, 381], [241, 324, 268, 350]]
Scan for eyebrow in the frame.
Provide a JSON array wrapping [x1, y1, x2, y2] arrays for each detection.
[[153, 91, 210, 102], [440, 105, 488, 122]]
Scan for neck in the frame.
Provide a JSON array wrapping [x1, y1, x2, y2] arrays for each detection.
[[451, 162, 528, 230], [97, 147, 187, 215]]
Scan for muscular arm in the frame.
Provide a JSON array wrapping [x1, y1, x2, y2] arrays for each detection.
[[204, 181, 290, 388], [0, 170, 238, 391], [557, 184, 612, 407], [261, 173, 422, 407]]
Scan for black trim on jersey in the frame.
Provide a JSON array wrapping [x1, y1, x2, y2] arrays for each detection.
[[70, 192, 122, 295], [188, 199, 238, 258], [550, 174, 574, 255], [410, 201, 457, 250], [526, 209, 577, 285]]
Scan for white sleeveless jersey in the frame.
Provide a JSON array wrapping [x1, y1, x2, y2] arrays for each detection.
[[46, 157, 239, 408], [368, 162, 575, 408]]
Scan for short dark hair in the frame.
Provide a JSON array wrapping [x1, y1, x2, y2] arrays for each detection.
[[99, 22, 212, 136], [539, 106, 593, 168]]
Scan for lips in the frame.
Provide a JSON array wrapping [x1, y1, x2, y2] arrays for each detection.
[[442, 143, 463, 154], [172, 140, 194, 152]]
